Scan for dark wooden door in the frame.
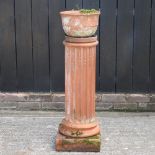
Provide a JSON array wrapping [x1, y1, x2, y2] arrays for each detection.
[[0, 0, 155, 93]]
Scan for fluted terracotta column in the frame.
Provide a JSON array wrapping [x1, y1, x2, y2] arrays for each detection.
[[56, 36, 101, 152]]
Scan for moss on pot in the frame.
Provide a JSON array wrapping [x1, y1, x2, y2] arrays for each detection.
[[80, 9, 99, 14]]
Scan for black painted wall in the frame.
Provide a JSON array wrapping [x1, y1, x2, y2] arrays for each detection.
[[0, 0, 155, 93]]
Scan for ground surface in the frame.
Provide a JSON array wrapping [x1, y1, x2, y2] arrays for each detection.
[[0, 111, 155, 155]]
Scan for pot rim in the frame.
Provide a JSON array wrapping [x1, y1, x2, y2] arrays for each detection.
[[60, 10, 100, 16]]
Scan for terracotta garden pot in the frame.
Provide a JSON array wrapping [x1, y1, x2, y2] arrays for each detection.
[[60, 10, 100, 37]]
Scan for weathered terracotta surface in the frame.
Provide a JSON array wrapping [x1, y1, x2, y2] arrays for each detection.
[[56, 36, 101, 152], [56, 133, 101, 152], [60, 10, 100, 37]]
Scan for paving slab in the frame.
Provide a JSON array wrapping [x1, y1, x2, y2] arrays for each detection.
[[0, 111, 155, 155]]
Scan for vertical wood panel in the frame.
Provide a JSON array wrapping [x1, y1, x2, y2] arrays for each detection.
[[83, 0, 100, 90], [66, 0, 82, 10], [100, 0, 117, 92], [116, 0, 134, 92], [0, 0, 17, 91], [32, 0, 50, 91], [49, 0, 65, 91], [133, 0, 151, 92], [150, 0, 155, 92], [15, 0, 33, 91]]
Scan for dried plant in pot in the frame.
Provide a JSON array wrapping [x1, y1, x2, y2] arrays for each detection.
[[60, 9, 100, 37]]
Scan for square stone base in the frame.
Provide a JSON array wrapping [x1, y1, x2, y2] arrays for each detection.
[[55, 132, 101, 152]]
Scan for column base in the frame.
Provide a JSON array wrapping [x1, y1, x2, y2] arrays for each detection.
[[56, 132, 101, 152], [59, 118, 100, 138]]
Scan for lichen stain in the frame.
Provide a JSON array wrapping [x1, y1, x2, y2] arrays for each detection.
[[74, 19, 80, 26], [73, 27, 97, 37], [63, 17, 70, 25], [63, 26, 71, 34]]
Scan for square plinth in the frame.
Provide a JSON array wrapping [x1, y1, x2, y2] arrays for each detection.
[[55, 132, 101, 152]]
